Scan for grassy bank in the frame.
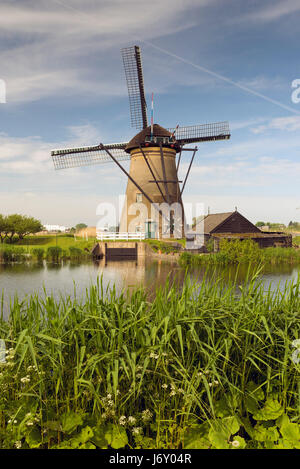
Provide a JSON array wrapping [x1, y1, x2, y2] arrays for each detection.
[[0, 234, 97, 262], [180, 239, 300, 267], [0, 244, 92, 263], [0, 236, 187, 262], [1, 269, 300, 449], [145, 239, 185, 254], [16, 234, 96, 251]]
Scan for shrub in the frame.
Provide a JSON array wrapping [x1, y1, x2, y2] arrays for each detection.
[[46, 246, 63, 263], [32, 248, 44, 262], [180, 239, 300, 266], [0, 246, 27, 262], [69, 246, 84, 261]]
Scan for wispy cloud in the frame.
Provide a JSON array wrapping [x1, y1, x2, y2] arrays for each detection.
[[239, 0, 300, 23], [0, 0, 211, 103], [251, 116, 300, 134], [0, 123, 120, 174]]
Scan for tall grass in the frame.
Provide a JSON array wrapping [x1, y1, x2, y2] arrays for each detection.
[[1, 268, 300, 448], [180, 239, 300, 267], [0, 244, 91, 264], [0, 246, 28, 262]]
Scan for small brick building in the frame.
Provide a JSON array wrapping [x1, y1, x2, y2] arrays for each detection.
[[190, 211, 292, 251]]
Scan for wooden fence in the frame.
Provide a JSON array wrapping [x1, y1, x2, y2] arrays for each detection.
[[97, 232, 146, 241]]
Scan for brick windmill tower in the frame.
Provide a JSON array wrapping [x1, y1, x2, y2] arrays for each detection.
[[51, 46, 230, 239]]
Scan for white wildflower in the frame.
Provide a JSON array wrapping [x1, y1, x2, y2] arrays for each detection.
[[119, 415, 126, 426], [128, 416, 136, 425], [15, 441, 22, 449], [27, 365, 36, 371], [20, 376, 30, 384], [231, 440, 240, 448], [132, 427, 142, 435], [162, 384, 168, 389], [141, 409, 153, 422]]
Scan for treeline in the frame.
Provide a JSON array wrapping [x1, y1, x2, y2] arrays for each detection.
[[0, 213, 43, 243], [256, 221, 300, 231]]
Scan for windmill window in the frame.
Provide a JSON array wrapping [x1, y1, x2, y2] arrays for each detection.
[[136, 193, 143, 203]]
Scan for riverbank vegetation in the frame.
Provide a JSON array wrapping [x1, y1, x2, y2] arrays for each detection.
[[1, 270, 300, 449], [145, 239, 185, 254], [180, 239, 300, 267], [0, 236, 185, 262], [0, 243, 92, 263]]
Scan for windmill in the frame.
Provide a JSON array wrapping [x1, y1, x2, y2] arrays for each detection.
[[51, 45, 231, 239]]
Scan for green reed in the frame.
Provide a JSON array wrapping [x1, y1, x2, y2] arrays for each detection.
[[180, 239, 300, 266], [1, 267, 300, 449]]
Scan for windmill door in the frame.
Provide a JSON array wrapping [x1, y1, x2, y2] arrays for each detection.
[[145, 220, 156, 239]]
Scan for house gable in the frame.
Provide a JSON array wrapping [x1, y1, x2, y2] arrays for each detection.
[[211, 211, 260, 234]]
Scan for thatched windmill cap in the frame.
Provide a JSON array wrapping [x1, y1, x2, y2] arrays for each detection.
[[125, 124, 173, 152]]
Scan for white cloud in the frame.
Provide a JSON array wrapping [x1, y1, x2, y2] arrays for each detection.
[[0, 124, 299, 225], [0, 123, 127, 174], [183, 194, 300, 226], [0, 0, 213, 103], [0, 190, 122, 227], [237, 76, 285, 92], [236, 0, 300, 23], [251, 116, 300, 134]]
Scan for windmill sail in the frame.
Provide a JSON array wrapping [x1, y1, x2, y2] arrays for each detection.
[[51, 143, 130, 170], [168, 121, 230, 145], [122, 45, 148, 130]]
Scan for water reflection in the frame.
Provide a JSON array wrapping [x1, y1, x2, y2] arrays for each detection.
[[0, 258, 299, 319]]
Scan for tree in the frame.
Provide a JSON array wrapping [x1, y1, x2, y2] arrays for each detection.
[[0, 214, 8, 243], [255, 221, 265, 227], [3, 214, 23, 242], [76, 223, 88, 231], [0, 214, 43, 243], [15, 216, 43, 240], [288, 221, 300, 231]]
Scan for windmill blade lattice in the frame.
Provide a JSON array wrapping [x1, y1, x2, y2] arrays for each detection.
[[122, 46, 148, 130], [168, 121, 230, 144], [51, 143, 130, 170]]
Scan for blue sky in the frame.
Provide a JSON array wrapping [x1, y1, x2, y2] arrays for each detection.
[[0, 0, 300, 227]]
